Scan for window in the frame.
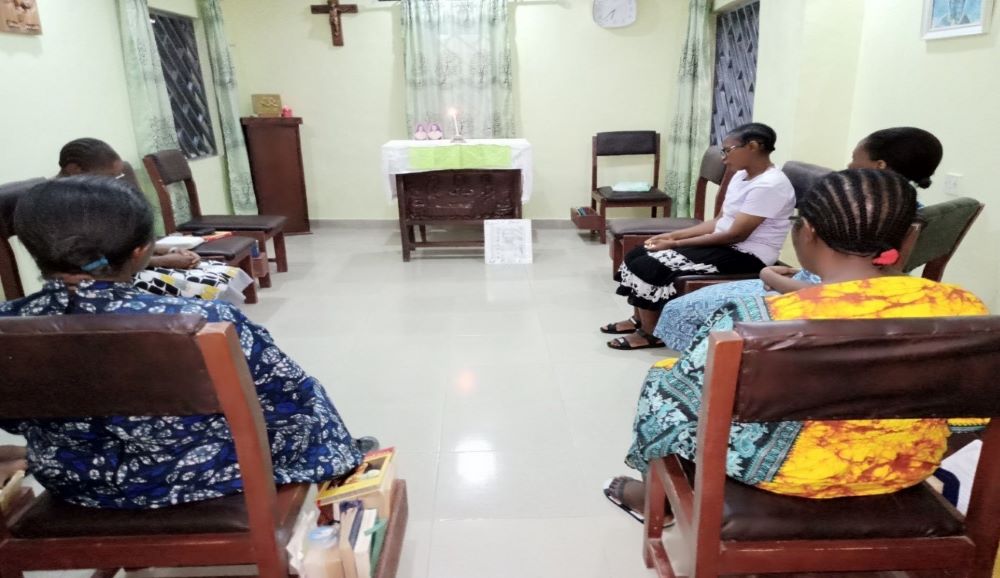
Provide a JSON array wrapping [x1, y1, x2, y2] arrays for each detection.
[[150, 10, 217, 159]]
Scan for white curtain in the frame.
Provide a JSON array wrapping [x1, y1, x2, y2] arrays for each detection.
[[402, 0, 514, 138]]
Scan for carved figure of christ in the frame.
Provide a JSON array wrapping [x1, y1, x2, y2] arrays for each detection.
[[310, 0, 358, 46]]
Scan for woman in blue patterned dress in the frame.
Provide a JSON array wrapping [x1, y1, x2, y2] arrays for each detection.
[[652, 127, 944, 351], [0, 176, 363, 509]]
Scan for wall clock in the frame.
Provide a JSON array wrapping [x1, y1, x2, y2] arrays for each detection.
[[593, 0, 637, 29]]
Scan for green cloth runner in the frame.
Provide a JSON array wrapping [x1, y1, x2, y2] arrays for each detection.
[[409, 144, 512, 170]]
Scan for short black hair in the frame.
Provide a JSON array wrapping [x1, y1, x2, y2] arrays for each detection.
[[799, 168, 917, 258], [58, 138, 121, 173], [14, 176, 154, 277], [860, 127, 943, 189], [727, 122, 777, 153]]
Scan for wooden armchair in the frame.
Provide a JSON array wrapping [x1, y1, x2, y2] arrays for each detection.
[[143, 150, 288, 288], [0, 315, 408, 578], [608, 146, 731, 280], [903, 196, 984, 282], [643, 316, 1000, 577]]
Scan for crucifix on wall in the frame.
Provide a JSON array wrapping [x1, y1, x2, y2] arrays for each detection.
[[310, 0, 358, 47]]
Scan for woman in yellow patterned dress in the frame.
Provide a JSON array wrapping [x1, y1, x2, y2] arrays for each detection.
[[605, 168, 987, 522]]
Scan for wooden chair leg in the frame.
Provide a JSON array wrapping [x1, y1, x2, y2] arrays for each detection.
[[271, 232, 288, 273], [644, 465, 668, 569], [419, 225, 427, 243], [651, 207, 657, 217], [238, 254, 258, 305], [399, 219, 412, 262], [598, 201, 607, 244]]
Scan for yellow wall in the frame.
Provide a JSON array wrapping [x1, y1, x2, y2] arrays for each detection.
[[756, 0, 1000, 308], [220, 0, 688, 219]]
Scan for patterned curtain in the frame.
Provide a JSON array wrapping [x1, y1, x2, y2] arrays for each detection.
[[116, 0, 189, 228], [664, 0, 715, 218], [710, 1, 759, 145], [198, 0, 258, 215], [402, 0, 514, 138]]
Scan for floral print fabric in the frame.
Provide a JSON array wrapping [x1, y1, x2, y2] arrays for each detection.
[[0, 280, 361, 509], [627, 276, 987, 497]]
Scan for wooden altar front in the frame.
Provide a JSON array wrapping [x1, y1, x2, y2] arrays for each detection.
[[381, 139, 533, 261]]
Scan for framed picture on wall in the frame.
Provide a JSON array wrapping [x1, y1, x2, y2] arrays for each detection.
[[923, 0, 994, 39]]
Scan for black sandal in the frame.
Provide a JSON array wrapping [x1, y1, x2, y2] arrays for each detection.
[[603, 476, 676, 527], [607, 328, 665, 350], [599, 315, 640, 335]]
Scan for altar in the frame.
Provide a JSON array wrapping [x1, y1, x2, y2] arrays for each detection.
[[380, 139, 533, 261]]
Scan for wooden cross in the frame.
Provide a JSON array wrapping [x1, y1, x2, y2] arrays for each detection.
[[310, 0, 358, 47]]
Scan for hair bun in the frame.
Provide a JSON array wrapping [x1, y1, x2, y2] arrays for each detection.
[[915, 177, 932, 189]]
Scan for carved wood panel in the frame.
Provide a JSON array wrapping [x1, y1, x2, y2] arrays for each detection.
[[400, 169, 520, 221], [0, 0, 42, 35]]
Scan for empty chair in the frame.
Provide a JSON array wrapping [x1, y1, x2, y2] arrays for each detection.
[[143, 149, 288, 287]]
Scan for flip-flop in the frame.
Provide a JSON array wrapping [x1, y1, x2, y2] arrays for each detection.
[[599, 316, 640, 335], [603, 476, 676, 527], [607, 329, 666, 350]]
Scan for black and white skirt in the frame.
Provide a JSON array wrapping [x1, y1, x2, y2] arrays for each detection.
[[616, 245, 765, 311]]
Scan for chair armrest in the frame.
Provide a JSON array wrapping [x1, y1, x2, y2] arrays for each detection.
[[674, 273, 760, 296]]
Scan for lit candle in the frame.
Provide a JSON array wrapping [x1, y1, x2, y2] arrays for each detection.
[[449, 107, 460, 137]]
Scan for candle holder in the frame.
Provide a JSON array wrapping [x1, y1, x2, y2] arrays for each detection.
[[451, 134, 466, 143]]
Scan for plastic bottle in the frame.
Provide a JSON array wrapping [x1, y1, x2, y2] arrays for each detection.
[[302, 525, 342, 578]]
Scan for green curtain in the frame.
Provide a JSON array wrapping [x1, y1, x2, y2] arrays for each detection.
[[402, 0, 514, 138], [665, 0, 715, 217], [198, 0, 258, 215], [116, 0, 190, 228]]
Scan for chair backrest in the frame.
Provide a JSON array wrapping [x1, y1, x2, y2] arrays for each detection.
[[120, 160, 143, 192], [0, 177, 45, 300], [592, 131, 661, 191], [0, 314, 281, 551], [781, 161, 833, 207], [904, 197, 984, 281], [722, 317, 1000, 423], [143, 149, 203, 232], [695, 146, 727, 221]]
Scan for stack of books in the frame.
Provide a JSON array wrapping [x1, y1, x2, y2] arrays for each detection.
[[308, 447, 396, 578]]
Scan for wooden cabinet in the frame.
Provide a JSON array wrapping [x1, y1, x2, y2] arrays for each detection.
[[240, 117, 310, 234]]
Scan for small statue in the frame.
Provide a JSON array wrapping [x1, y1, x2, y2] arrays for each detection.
[[426, 123, 444, 140], [413, 124, 428, 140]]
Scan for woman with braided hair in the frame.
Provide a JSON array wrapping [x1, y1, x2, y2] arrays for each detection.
[[653, 127, 945, 352], [604, 168, 987, 523]]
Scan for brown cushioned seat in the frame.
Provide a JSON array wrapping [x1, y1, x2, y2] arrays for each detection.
[[180, 214, 287, 232], [594, 186, 671, 202], [10, 483, 309, 539], [607, 217, 702, 236], [679, 458, 964, 542], [194, 235, 256, 260]]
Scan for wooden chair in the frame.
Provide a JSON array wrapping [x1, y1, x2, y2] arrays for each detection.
[[643, 316, 1000, 577], [903, 196, 984, 282], [0, 177, 45, 300], [581, 131, 674, 244], [143, 150, 288, 288], [121, 161, 260, 304], [609, 146, 732, 279], [0, 314, 408, 578]]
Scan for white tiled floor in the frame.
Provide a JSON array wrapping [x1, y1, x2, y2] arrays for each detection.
[[246, 223, 672, 578]]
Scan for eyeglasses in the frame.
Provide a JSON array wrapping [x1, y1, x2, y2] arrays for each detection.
[[114, 173, 126, 180], [721, 144, 746, 157]]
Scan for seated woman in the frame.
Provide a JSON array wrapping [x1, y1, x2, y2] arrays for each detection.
[[603, 123, 795, 350], [0, 176, 362, 509], [605, 168, 986, 523], [57, 138, 253, 303], [654, 127, 945, 351]]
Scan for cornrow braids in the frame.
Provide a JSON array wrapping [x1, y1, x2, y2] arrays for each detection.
[[799, 169, 916, 258], [58, 138, 120, 173], [728, 122, 777, 152]]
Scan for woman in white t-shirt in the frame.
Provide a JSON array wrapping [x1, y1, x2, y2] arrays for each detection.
[[604, 123, 796, 350]]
